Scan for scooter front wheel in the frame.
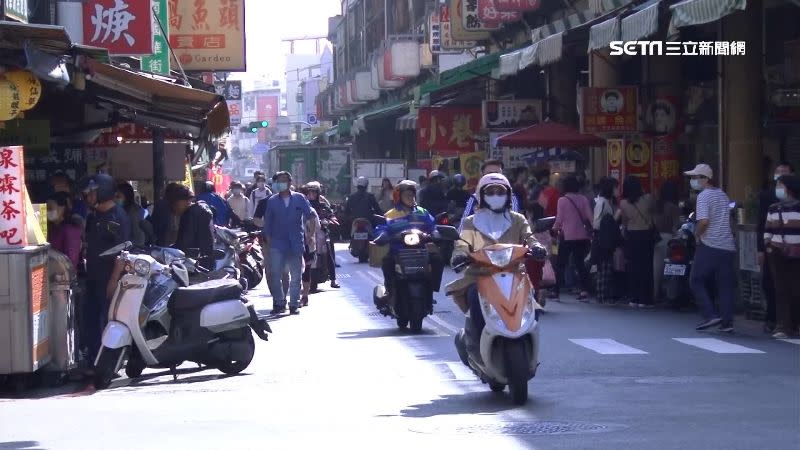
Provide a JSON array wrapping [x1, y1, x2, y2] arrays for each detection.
[[125, 350, 146, 379], [217, 331, 255, 375], [94, 347, 122, 389], [505, 339, 530, 405]]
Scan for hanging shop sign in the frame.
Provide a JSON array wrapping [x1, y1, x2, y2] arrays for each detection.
[[645, 95, 679, 135], [417, 107, 482, 154], [483, 99, 543, 130], [652, 135, 681, 194], [607, 138, 624, 181], [223, 80, 242, 125], [3, 70, 41, 112], [462, 0, 502, 31], [387, 42, 421, 79], [460, 151, 484, 189], [168, 0, 246, 71], [477, 0, 539, 23], [580, 86, 639, 134], [0, 146, 27, 248], [624, 139, 653, 193], [142, 0, 170, 74], [434, 5, 477, 51], [0, 78, 21, 121], [492, 0, 541, 11], [448, 0, 491, 41], [83, 0, 154, 55]]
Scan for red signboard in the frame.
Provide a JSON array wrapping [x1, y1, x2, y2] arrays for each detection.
[[652, 135, 681, 194], [0, 146, 27, 248], [494, 0, 541, 10], [477, 0, 538, 23], [256, 95, 279, 142], [417, 107, 482, 155], [83, 0, 154, 55], [580, 86, 639, 134]]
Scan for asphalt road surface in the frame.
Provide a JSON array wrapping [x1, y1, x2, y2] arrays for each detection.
[[2, 244, 799, 450]]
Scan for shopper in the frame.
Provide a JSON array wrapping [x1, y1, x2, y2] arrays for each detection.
[[652, 180, 682, 300], [685, 164, 737, 332], [764, 174, 800, 339], [758, 162, 794, 333], [592, 177, 621, 304], [227, 181, 252, 222], [46, 192, 83, 268], [552, 174, 593, 301], [115, 182, 147, 246], [619, 175, 657, 307], [249, 175, 273, 220]]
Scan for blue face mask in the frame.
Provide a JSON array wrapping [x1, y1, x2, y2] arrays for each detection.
[[776, 187, 787, 200], [273, 182, 288, 192], [690, 179, 703, 191]]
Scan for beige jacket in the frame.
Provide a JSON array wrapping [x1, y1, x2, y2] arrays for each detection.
[[446, 211, 538, 312]]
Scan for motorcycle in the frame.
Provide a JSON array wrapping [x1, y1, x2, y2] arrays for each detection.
[[349, 217, 372, 263], [662, 212, 697, 308], [372, 224, 458, 333], [93, 242, 271, 389], [445, 227, 543, 405], [310, 218, 333, 292], [435, 212, 457, 265], [212, 226, 244, 286]]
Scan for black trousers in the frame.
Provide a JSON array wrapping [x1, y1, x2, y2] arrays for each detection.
[[555, 239, 591, 295], [625, 230, 656, 305], [326, 239, 337, 282], [83, 279, 111, 363]]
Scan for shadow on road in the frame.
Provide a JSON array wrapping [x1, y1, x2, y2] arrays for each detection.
[[337, 328, 443, 339], [0, 442, 45, 450], [106, 367, 252, 392], [382, 391, 534, 418]]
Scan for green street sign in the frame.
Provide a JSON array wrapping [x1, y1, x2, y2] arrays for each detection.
[[142, 0, 170, 75]]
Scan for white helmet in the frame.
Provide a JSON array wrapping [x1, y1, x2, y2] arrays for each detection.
[[356, 176, 369, 188], [476, 173, 512, 212], [429, 170, 445, 180]]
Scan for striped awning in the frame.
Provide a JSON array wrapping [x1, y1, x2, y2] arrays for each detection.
[[498, 50, 523, 78], [621, 0, 661, 42], [589, 0, 636, 14], [669, 0, 747, 28], [537, 32, 564, 66], [588, 16, 621, 52], [395, 111, 418, 131], [518, 41, 541, 72]]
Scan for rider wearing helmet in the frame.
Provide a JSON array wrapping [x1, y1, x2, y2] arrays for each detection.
[[81, 173, 132, 363], [419, 170, 449, 217], [374, 180, 445, 310], [344, 176, 383, 224], [459, 160, 520, 232], [303, 181, 339, 289], [447, 173, 546, 364], [446, 173, 471, 210]]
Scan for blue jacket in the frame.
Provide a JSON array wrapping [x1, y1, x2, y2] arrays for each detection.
[[376, 204, 435, 251], [197, 191, 233, 226], [263, 192, 314, 254]]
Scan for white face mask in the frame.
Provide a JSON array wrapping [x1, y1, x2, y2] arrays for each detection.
[[485, 195, 507, 210], [232, 189, 242, 195], [690, 179, 704, 191]]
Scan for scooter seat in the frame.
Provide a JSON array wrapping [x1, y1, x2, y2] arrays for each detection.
[[169, 279, 243, 311]]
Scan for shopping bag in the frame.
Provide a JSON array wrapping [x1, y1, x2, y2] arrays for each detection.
[[541, 259, 556, 287]]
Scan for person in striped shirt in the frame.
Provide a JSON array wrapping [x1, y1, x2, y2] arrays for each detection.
[[685, 164, 737, 333], [764, 174, 800, 339]]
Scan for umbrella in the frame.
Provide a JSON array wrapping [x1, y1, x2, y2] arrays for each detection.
[[496, 121, 606, 148]]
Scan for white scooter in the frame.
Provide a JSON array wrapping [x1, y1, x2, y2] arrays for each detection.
[[93, 242, 271, 389], [443, 227, 544, 405]]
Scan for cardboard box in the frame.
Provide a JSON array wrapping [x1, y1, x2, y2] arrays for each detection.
[[369, 242, 389, 268]]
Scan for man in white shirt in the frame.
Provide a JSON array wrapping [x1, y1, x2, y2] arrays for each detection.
[[685, 164, 737, 333]]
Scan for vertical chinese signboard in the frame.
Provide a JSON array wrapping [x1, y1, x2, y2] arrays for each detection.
[[580, 86, 639, 134], [607, 139, 623, 181], [437, 5, 476, 51], [0, 146, 27, 248], [83, 0, 154, 55], [168, 0, 247, 71], [625, 139, 653, 193], [417, 107, 482, 155], [142, 0, 170, 74], [224, 80, 242, 126]]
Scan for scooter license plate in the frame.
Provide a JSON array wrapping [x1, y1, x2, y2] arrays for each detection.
[[663, 264, 686, 276], [353, 233, 369, 240]]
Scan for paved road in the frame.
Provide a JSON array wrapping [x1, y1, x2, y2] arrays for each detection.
[[2, 244, 799, 449]]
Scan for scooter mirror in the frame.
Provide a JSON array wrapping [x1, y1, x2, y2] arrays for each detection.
[[533, 216, 556, 234], [435, 225, 460, 241], [372, 214, 387, 225]]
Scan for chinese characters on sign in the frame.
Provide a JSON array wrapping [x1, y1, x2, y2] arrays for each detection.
[[0, 146, 27, 248], [142, 0, 170, 74], [83, 0, 154, 55], [607, 139, 623, 181], [476, 0, 534, 23], [483, 99, 542, 130], [169, 0, 246, 71], [417, 107, 481, 154], [222, 80, 242, 125], [434, 5, 477, 51], [462, 0, 501, 30], [580, 86, 639, 134]]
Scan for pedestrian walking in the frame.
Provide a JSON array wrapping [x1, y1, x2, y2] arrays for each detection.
[[263, 171, 314, 315], [552, 174, 593, 301], [685, 164, 737, 332], [249, 175, 273, 223], [652, 180, 682, 301], [592, 177, 621, 304], [228, 181, 252, 222], [758, 162, 794, 333], [619, 175, 658, 307], [764, 174, 800, 339], [378, 178, 394, 212]]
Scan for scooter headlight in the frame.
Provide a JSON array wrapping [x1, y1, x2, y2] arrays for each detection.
[[403, 232, 421, 246], [133, 258, 151, 277], [485, 247, 514, 268]]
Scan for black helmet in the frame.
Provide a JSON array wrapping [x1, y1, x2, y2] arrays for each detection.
[[453, 173, 466, 187], [81, 173, 116, 203]]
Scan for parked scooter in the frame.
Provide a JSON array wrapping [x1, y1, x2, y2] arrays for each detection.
[[93, 242, 271, 389], [372, 224, 458, 332], [662, 212, 697, 308], [445, 227, 545, 405], [349, 217, 372, 263]]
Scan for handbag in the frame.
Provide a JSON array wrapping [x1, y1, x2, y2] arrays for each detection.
[[541, 260, 556, 287], [565, 195, 594, 237], [633, 200, 661, 244]]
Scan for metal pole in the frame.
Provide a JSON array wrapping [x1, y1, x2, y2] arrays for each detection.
[[153, 128, 166, 198]]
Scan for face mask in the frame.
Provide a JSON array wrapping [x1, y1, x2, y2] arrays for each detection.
[[232, 189, 242, 195], [774, 174, 781, 182], [274, 182, 288, 192], [257, 182, 265, 188], [690, 179, 703, 191], [485, 195, 507, 210], [47, 211, 60, 221], [776, 187, 787, 200]]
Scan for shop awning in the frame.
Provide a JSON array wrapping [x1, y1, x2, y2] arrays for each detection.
[[589, 16, 621, 52], [621, 0, 661, 42], [497, 50, 523, 78], [537, 32, 564, 66], [420, 52, 500, 96], [669, 0, 747, 28], [396, 111, 418, 131], [84, 60, 229, 137], [589, 0, 636, 15], [496, 121, 606, 148], [518, 41, 541, 72], [358, 101, 410, 122]]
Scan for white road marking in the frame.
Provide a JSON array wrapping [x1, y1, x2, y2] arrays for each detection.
[[444, 362, 477, 381], [779, 339, 800, 346], [672, 338, 765, 354], [569, 338, 648, 355]]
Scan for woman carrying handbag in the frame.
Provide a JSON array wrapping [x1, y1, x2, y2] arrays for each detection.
[[592, 177, 622, 304], [552, 175, 594, 301], [619, 175, 658, 308]]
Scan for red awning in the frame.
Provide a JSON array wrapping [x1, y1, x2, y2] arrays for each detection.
[[496, 121, 606, 148]]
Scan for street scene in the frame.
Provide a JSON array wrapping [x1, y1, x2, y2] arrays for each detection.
[[1, 0, 800, 449]]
